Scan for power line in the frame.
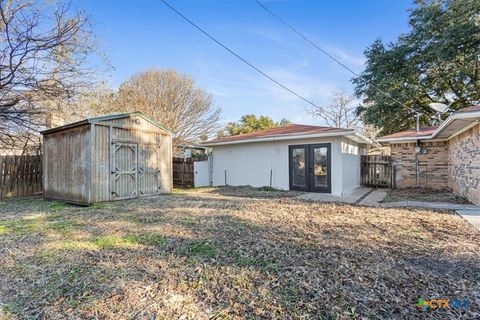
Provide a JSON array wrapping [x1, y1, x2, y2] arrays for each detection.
[[254, 0, 417, 114], [159, 0, 336, 121], [254, 0, 360, 77]]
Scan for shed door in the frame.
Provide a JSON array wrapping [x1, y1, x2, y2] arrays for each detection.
[[111, 143, 138, 199], [138, 145, 160, 196]]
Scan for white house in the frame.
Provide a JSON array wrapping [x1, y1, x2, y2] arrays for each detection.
[[202, 124, 371, 195]]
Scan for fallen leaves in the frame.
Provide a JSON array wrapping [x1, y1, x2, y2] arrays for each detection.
[[0, 187, 479, 319]]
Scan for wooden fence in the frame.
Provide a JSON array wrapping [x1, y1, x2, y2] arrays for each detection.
[[360, 155, 395, 188], [0, 155, 43, 199], [173, 157, 194, 188]]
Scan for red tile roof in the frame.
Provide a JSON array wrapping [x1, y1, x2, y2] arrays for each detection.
[[205, 124, 349, 144], [379, 126, 438, 140]]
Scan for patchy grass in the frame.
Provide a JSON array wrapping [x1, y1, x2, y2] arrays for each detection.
[[48, 202, 66, 212], [92, 236, 140, 249], [1, 187, 479, 319], [0, 217, 41, 235], [186, 240, 217, 259], [383, 188, 471, 204]]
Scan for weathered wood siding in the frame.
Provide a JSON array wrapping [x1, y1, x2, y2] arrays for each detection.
[[90, 115, 172, 202], [91, 124, 110, 202], [99, 114, 168, 134], [0, 155, 42, 199], [43, 125, 90, 203], [43, 114, 172, 204], [160, 133, 173, 193]]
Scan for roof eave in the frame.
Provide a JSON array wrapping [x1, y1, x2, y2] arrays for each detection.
[[431, 110, 480, 139], [379, 109, 480, 143], [40, 119, 90, 135], [40, 112, 173, 135], [201, 130, 358, 146], [377, 135, 433, 143]]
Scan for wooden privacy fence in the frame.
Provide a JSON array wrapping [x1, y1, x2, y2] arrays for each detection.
[[0, 155, 42, 199], [361, 155, 395, 188], [173, 157, 194, 188]]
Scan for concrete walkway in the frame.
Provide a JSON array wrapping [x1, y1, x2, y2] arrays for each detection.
[[297, 187, 372, 204], [457, 210, 480, 231], [359, 190, 388, 206]]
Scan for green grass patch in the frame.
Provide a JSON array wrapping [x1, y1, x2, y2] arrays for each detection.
[[16, 198, 39, 205], [234, 253, 257, 267], [0, 224, 8, 234], [125, 215, 142, 224], [181, 217, 197, 226], [48, 202, 66, 212], [38, 249, 60, 260], [93, 236, 140, 249], [15, 263, 114, 312], [46, 213, 64, 221], [233, 252, 277, 269], [45, 213, 84, 235], [186, 240, 217, 259], [51, 240, 98, 250], [84, 202, 110, 210], [127, 232, 166, 246], [48, 220, 82, 235], [0, 218, 40, 235]]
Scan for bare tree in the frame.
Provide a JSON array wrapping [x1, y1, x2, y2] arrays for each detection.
[[56, 83, 116, 124], [309, 90, 381, 142], [0, 0, 98, 151], [114, 69, 221, 148], [309, 90, 360, 129]]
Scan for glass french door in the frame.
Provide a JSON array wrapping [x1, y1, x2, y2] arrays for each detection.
[[289, 144, 331, 193]]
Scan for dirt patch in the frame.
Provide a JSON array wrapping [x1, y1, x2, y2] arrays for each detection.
[[382, 188, 471, 204], [1, 188, 479, 319]]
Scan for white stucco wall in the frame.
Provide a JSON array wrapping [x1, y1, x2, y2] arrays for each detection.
[[340, 138, 362, 194], [211, 137, 363, 195]]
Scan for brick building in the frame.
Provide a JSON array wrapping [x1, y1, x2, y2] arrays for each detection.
[[378, 106, 480, 205]]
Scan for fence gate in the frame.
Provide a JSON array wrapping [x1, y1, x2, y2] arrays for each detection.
[[173, 157, 194, 188], [361, 155, 394, 188], [194, 159, 210, 187], [111, 143, 138, 199]]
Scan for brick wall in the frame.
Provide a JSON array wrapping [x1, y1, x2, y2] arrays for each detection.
[[448, 123, 480, 205], [390, 141, 449, 189]]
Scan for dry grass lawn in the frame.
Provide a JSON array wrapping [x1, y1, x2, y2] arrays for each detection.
[[0, 186, 479, 319], [382, 188, 471, 204]]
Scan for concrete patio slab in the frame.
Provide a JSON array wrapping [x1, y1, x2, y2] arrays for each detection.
[[359, 190, 387, 206], [457, 210, 480, 231], [296, 187, 372, 204]]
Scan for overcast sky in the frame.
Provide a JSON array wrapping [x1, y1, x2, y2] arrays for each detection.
[[73, 0, 412, 126]]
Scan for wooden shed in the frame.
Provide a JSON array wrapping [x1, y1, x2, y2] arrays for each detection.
[[41, 112, 173, 205]]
